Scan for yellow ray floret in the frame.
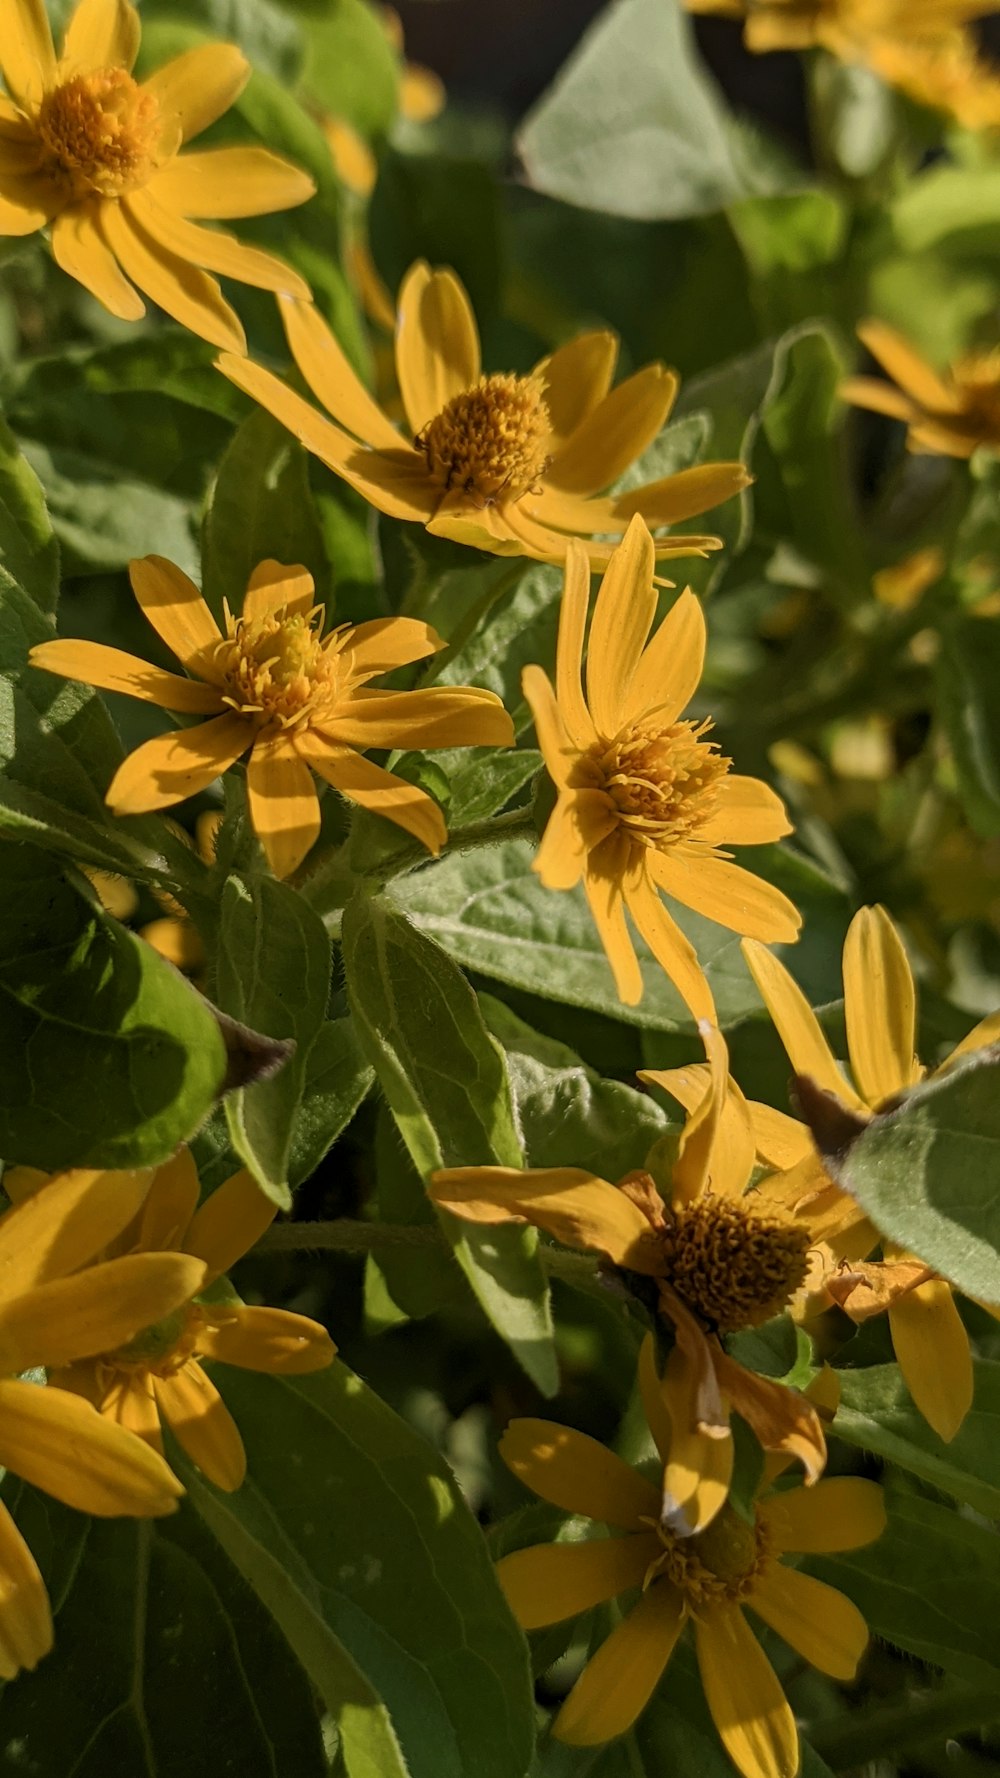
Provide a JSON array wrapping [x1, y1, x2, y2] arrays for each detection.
[[29, 554, 515, 878], [683, 0, 997, 59], [0, 0, 316, 349], [215, 261, 752, 568]]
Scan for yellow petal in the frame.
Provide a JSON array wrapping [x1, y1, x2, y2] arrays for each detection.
[[343, 615, 444, 680], [746, 1101, 813, 1169], [106, 712, 251, 815], [942, 1008, 1000, 1068], [394, 260, 480, 436], [614, 461, 752, 526], [295, 735, 446, 853], [534, 330, 618, 447], [620, 587, 705, 729], [857, 319, 957, 413], [537, 788, 616, 891], [660, 1339, 733, 1536], [698, 775, 793, 848], [62, 0, 139, 71], [104, 1371, 163, 1447], [741, 939, 865, 1110], [128, 554, 223, 674], [521, 483, 627, 539], [500, 1418, 661, 1528], [184, 1167, 275, 1282], [714, 1352, 827, 1484], [0, 1253, 204, 1371], [760, 1477, 885, 1554], [28, 638, 223, 713], [553, 1582, 686, 1745], [0, 1378, 182, 1516], [669, 1022, 731, 1204], [584, 845, 644, 1006], [556, 538, 598, 749], [154, 1362, 246, 1490], [547, 366, 679, 498], [695, 1606, 798, 1778], [50, 202, 145, 320], [198, 1304, 335, 1374], [522, 662, 576, 791], [149, 145, 314, 219], [839, 375, 918, 423], [0, 177, 53, 236], [142, 43, 250, 145], [242, 558, 315, 623], [649, 850, 802, 944], [750, 1564, 869, 1682], [280, 293, 403, 450], [889, 1280, 973, 1442], [429, 1167, 660, 1270], [321, 685, 514, 750], [1, 0, 56, 108], [139, 1149, 200, 1251], [622, 862, 716, 1022], [140, 916, 203, 977], [247, 731, 322, 878], [0, 1501, 52, 1678], [842, 905, 919, 1106], [0, 1166, 155, 1296], [498, 1532, 659, 1630], [101, 200, 247, 354], [585, 516, 657, 737], [126, 190, 311, 300]]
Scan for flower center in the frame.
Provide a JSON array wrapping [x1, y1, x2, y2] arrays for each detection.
[[953, 358, 1000, 439], [216, 606, 343, 730], [36, 69, 164, 197], [583, 719, 731, 851], [109, 1304, 202, 1379], [647, 1504, 770, 1606], [658, 1193, 812, 1334], [418, 373, 551, 504]]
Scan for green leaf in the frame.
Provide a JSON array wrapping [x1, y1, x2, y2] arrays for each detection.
[[421, 561, 560, 735], [892, 163, 1000, 255], [0, 569, 123, 794], [295, 0, 400, 138], [342, 889, 558, 1393], [516, 0, 745, 221], [287, 1015, 374, 1189], [937, 611, 1000, 838], [216, 874, 332, 1206], [834, 1361, 1000, 1520], [811, 1045, 1000, 1303], [0, 418, 58, 614], [201, 410, 329, 622], [0, 846, 227, 1169], [141, 0, 304, 81], [187, 1366, 536, 1778], [19, 439, 199, 578]]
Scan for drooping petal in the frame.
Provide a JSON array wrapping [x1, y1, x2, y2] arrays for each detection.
[[183, 1167, 276, 1282], [105, 713, 251, 815], [746, 1101, 813, 1169], [553, 1583, 686, 1746], [838, 376, 918, 423], [0, 1379, 182, 1516], [714, 1351, 827, 1484], [660, 1339, 733, 1536], [429, 1167, 660, 1270], [0, 1252, 205, 1371], [142, 43, 250, 145], [750, 1564, 869, 1682], [242, 559, 315, 623], [148, 146, 315, 219], [547, 367, 679, 498], [138, 1149, 200, 1252], [62, 0, 139, 72], [669, 1022, 731, 1205], [522, 663, 577, 791], [0, 0, 57, 109], [0, 1501, 52, 1679], [101, 200, 247, 354], [534, 788, 616, 892], [125, 190, 310, 299], [534, 330, 618, 447], [498, 1533, 658, 1631], [642, 1057, 755, 1201], [760, 1477, 885, 1554], [128, 555, 223, 675], [620, 587, 706, 728], [695, 1606, 798, 1778], [623, 862, 716, 1022], [50, 203, 145, 320], [394, 260, 481, 436], [154, 1362, 246, 1490], [585, 516, 657, 737], [556, 538, 598, 750], [321, 685, 514, 751], [343, 616, 443, 681], [246, 731, 322, 878], [648, 850, 802, 944], [741, 939, 865, 1110], [295, 734, 446, 853], [613, 461, 752, 526], [198, 1304, 335, 1374], [279, 293, 403, 450], [889, 1280, 973, 1443], [697, 775, 793, 849], [584, 846, 644, 1006], [28, 638, 224, 714], [0, 1166, 157, 1295], [500, 1419, 661, 1529], [842, 905, 919, 1106], [856, 319, 958, 413]]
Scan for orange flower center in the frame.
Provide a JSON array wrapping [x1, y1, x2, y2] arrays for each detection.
[[418, 373, 551, 504], [107, 1304, 204, 1380], [584, 718, 730, 851], [646, 1504, 770, 1605], [658, 1193, 811, 1333], [36, 68, 164, 197], [215, 606, 344, 730]]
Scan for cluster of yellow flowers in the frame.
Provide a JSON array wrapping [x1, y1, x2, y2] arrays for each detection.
[[6, 0, 1000, 1770]]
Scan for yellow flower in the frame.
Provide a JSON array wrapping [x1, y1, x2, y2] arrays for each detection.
[[0, 1164, 206, 1678], [872, 545, 944, 610], [44, 1149, 335, 1492], [523, 519, 800, 1017], [0, 0, 315, 350], [216, 261, 752, 570], [743, 904, 1000, 1440], [432, 1024, 826, 1536], [868, 30, 1000, 130], [496, 1341, 884, 1769], [841, 321, 1000, 458], [29, 555, 514, 878], [684, 0, 995, 57]]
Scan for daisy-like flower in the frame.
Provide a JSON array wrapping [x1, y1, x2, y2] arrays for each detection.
[[216, 261, 752, 569], [868, 30, 1000, 131], [841, 321, 1000, 458], [29, 555, 514, 878], [41, 1149, 335, 1492], [0, 1164, 208, 1678], [684, 0, 995, 57], [523, 518, 800, 1018], [742, 904, 1000, 1441], [0, 0, 315, 350], [432, 1024, 826, 1536], [497, 1340, 884, 1770]]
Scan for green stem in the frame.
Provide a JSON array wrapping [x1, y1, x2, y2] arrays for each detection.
[[258, 1217, 598, 1285]]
